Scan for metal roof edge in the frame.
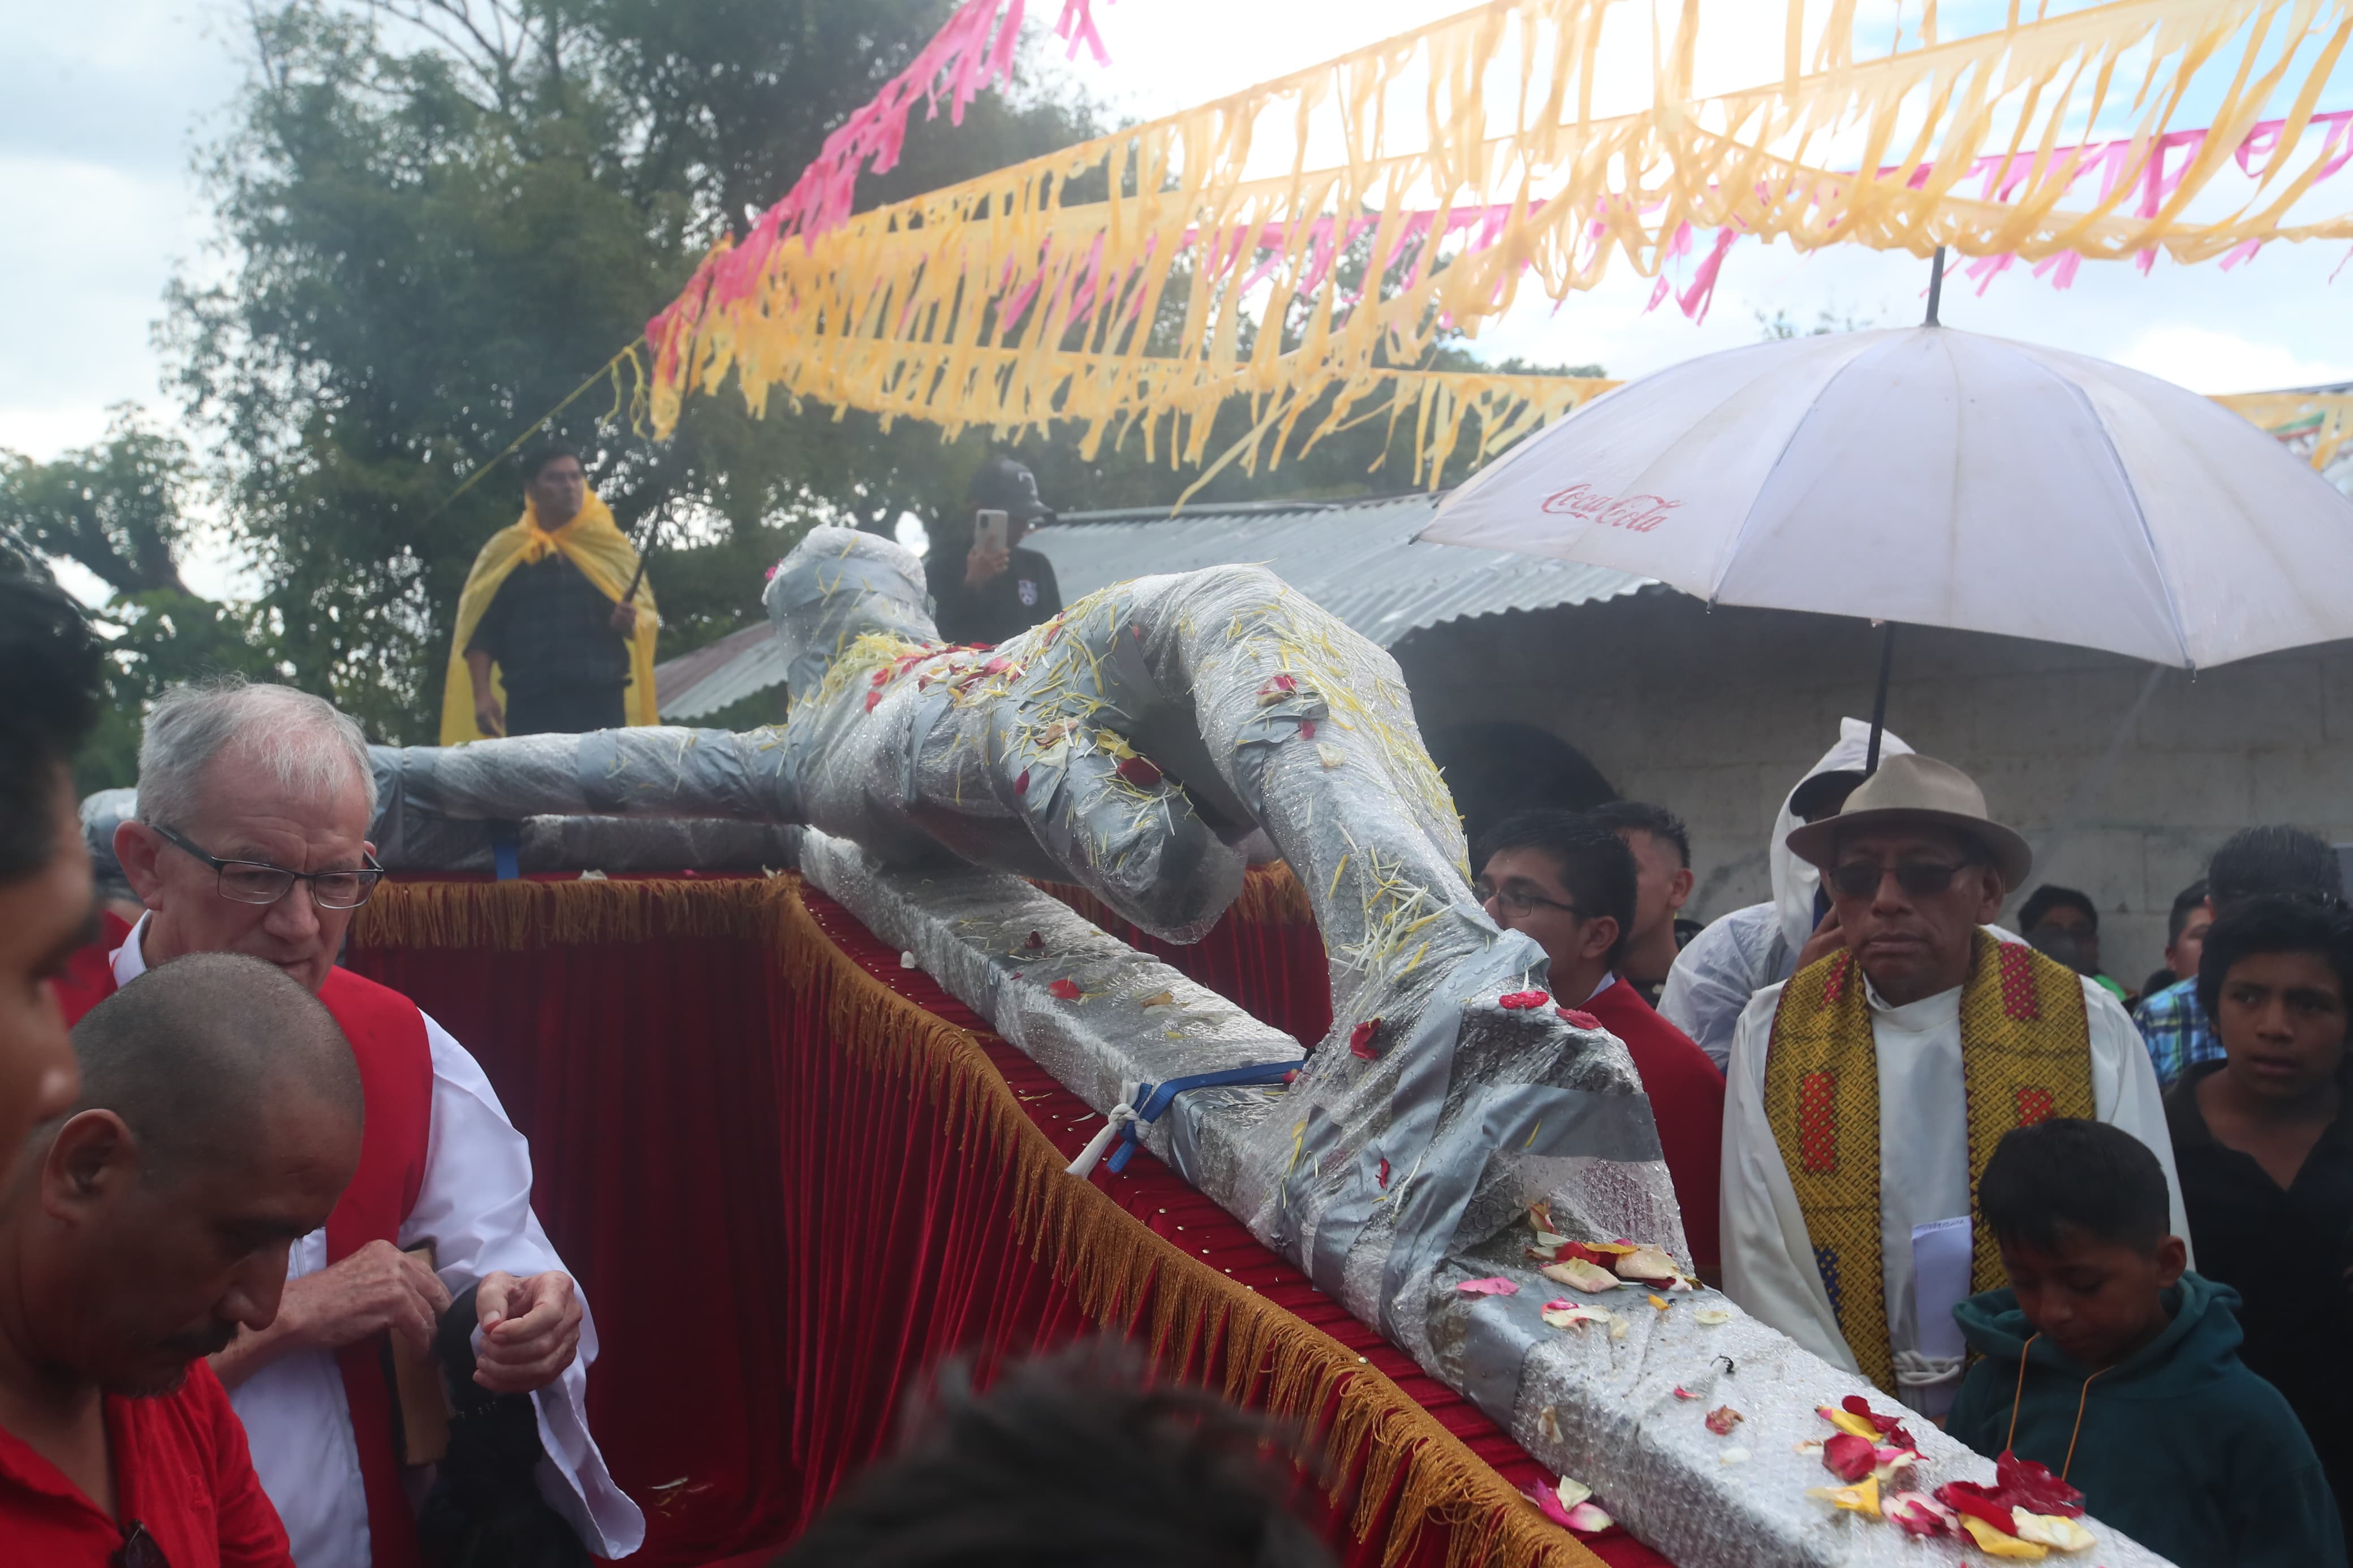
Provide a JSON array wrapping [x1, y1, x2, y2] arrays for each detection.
[[1054, 489, 1454, 526]]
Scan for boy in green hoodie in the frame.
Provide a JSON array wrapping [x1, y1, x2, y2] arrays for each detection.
[[1949, 1118, 2344, 1567]]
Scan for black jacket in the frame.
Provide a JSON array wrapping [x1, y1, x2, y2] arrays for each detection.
[[926, 545, 1062, 646]]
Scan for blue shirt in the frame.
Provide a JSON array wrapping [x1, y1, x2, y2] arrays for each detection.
[[2135, 975, 2222, 1088]]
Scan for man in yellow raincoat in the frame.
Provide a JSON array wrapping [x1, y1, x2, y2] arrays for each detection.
[[439, 444, 661, 743]]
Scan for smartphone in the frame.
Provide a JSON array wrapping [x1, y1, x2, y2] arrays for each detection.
[[974, 508, 1010, 554]]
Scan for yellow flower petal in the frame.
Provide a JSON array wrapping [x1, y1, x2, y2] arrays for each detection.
[[1960, 1515, 2050, 1560], [1806, 1475, 1880, 1515], [1821, 1408, 1885, 1441], [2014, 1513, 2097, 1553]]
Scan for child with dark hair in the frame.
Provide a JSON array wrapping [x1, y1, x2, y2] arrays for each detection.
[[2016, 883, 2128, 1003], [1948, 1118, 2344, 1568], [2167, 895, 2353, 1551], [2137, 828, 2345, 1087], [772, 1341, 1334, 1568]]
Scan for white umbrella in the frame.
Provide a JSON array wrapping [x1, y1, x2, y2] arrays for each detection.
[[1419, 299, 2353, 678]]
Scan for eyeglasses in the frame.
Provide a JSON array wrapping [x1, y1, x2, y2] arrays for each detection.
[[1474, 880, 1581, 920], [153, 825, 383, 910], [114, 1522, 170, 1568], [1826, 860, 1972, 900]]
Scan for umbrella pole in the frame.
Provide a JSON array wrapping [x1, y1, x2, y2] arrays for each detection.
[[1925, 244, 1946, 326], [1864, 621, 1898, 774]]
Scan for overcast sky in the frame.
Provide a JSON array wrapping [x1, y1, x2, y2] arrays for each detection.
[[7, 0, 2351, 585]]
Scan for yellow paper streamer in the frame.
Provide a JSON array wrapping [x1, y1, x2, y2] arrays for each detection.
[[646, 0, 2353, 488]]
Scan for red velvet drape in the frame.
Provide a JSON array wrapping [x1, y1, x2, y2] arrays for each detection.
[[349, 917, 801, 1563], [346, 878, 1668, 1568]]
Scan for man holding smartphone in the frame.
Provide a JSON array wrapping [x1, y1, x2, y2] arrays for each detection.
[[928, 456, 1063, 645]]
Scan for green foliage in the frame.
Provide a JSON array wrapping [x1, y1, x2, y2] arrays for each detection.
[[158, 0, 1607, 740], [1, 407, 194, 598], [1, 412, 283, 793], [170, 0, 1103, 740]]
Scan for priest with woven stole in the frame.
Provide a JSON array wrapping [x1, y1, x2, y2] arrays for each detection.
[[442, 443, 661, 742], [1720, 754, 2185, 1416]]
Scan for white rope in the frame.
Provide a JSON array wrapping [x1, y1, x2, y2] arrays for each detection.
[[1065, 1092, 1141, 1178]]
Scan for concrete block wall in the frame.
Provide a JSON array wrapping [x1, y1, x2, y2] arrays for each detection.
[[1393, 591, 2353, 990]]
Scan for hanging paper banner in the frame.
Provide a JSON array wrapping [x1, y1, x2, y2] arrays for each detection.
[[646, 0, 2353, 486]]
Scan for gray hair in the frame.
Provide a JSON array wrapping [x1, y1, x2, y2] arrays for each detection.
[[136, 679, 378, 829]]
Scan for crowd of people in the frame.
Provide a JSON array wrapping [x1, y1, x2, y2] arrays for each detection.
[[6, 440, 2351, 1568], [1475, 731, 2350, 1566], [2, 572, 644, 1564]]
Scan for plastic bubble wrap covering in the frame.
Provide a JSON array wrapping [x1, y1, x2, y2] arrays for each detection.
[[364, 732, 799, 872], [798, 835, 2177, 1568], [369, 730, 794, 825], [765, 527, 2175, 1568], [765, 528, 1242, 939], [354, 522, 2177, 1566]]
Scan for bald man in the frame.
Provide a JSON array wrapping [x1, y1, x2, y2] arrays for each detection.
[[0, 953, 363, 1566]]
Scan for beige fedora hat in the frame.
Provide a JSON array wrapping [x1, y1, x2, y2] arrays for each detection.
[[1783, 753, 2033, 891]]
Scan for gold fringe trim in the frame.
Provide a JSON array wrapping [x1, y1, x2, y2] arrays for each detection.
[[766, 879, 1595, 1568], [1033, 861, 1321, 936], [350, 875, 784, 952]]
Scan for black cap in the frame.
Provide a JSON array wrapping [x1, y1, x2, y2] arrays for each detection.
[[971, 456, 1053, 525], [1788, 768, 1868, 824]]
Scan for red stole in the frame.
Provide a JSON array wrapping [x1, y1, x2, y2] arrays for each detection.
[[58, 932, 436, 1568]]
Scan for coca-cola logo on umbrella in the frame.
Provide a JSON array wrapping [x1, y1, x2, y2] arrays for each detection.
[[1540, 482, 1680, 533]]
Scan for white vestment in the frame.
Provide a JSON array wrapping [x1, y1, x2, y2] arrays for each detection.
[[1720, 965, 2188, 1414], [1662, 719, 1916, 1069], [115, 921, 646, 1566]]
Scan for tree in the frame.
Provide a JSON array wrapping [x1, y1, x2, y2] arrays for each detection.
[[170, 1, 1606, 741], [1, 411, 282, 791], [170, 0, 1104, 739]]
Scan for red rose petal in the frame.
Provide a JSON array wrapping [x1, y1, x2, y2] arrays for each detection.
[[1822, 1433, 1877, 1483], [1299, 718, 1317, 738], [1116, 755, 1163, 788], [1048, 979, 1082, 1001], [1377, 1157, 1390, 1189], [1555, 1008, 1602, 1029], [863, 690, 882, 712], [1015, 769, 1031, 794], [1348, 1019, 1381, 1059], [1499, 990, 1552, 1010], [1705, 1406, 1743, 1436]]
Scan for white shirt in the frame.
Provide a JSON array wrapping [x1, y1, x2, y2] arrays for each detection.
[[1659, 902, 1789, 1070], [1720, 961, 2188, 1413], [115, 921, 646, 1566]]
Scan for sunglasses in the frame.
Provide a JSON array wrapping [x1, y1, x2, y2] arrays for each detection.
[[1825, 860, 1975, 900]]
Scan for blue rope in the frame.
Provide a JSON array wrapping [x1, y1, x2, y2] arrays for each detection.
[[1105, 1061, 1295, 1173]]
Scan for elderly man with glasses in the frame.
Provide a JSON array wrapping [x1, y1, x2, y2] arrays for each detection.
[[57, 681, 643, 1568], [1718, 754, 2185, 1419]]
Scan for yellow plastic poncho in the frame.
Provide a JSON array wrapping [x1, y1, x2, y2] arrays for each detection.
[[438, 490, 661, 744]]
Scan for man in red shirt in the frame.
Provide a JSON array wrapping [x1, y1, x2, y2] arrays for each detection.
[[1475, 811, 1727, 1278], [0, 951, 363, 1566]]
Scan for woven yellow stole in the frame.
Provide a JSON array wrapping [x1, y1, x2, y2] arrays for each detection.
[[1761, 932, 2096, 1392]]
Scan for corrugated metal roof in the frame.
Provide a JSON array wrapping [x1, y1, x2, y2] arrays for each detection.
[[1027, 491, 1654, 646], [655, 621, 788, 720], [650, 491, 1656, 715]]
